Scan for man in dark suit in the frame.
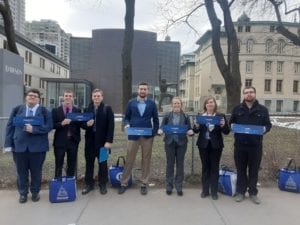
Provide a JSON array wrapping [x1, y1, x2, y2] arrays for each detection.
[[118, 82, 159, 195], [81, 88, 114, 195], [52, 90, 81, 178], [4, 88, 52, 203]]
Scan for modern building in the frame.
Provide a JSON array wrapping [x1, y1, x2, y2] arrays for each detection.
[[179, 54, 195, 111], [25, 20, 71, 63], [0, 0, 25, 35], [193, 15, 300, 113], [0, 24, 69, 106], [70, 29, 181, 113]]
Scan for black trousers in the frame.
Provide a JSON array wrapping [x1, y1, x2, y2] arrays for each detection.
[[234, 144, 262, 196], [84, 142, 108, 186], [54, 139, 78, 178], [199, 141, 222, 195]]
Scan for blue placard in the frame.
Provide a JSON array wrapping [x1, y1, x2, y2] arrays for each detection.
[[196, 116, 222, 125], [67, 113, 94, 121], [162, 125, 188, 134], [13, 116, 43, 126], [231, 124, 264, 135], [99, 147, 109, 163], [126, 127, 152, 136]]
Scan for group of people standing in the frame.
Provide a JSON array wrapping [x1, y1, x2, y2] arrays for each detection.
[[4, 82, 271, 205]]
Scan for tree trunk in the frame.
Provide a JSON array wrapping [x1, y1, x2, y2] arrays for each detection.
[[0, 0, 19, 55], [122, 0, 135, 114], [205, 0, 241, 113]]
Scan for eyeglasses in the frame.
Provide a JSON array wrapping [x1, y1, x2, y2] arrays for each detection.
[[243, 91, 255, 94], [27, 94, 39, 98]]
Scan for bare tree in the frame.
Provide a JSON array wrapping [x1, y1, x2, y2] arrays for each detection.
[[122, 0, 135, 114], [157, 0, 241, 112], [0, 0, 19, 54]]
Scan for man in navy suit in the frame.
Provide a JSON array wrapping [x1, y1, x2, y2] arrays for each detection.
[[4, 88, 52, 203], [118, 82, 159, 195], [52, 90, 81, 178]]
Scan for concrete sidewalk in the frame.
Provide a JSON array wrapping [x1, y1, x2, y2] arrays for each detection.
[[0, 187, 299, 225]]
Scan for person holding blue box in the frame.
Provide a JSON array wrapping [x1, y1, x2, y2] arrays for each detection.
[[118, 82, 159, 195], [193, 96, 230, 200], [52, 90, 82, 178], [230, 86, 272, 204], [157, 97, 193, 196], [4, 88, 52, 203], [81, 88, 114, 195]]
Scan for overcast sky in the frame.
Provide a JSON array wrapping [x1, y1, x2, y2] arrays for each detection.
[[25, 0, 209, 54]]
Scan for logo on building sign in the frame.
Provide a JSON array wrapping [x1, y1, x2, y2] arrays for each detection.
[[5, 65, 23, 76]]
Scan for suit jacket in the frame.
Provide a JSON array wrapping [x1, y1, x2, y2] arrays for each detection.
[[82, 102, 114, 151], [52, 105, 81, 148], [4, 105, 53, 152], [160, 111, 192, 146], [193, 113, 230, 149], [124, 98, 159, 140]]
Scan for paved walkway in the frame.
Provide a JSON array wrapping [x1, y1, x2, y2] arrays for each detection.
[[0, 187, 299, 225]]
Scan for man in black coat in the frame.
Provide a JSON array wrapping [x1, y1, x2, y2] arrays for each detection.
[[52, 90, 82, 178], [81, 88, 114, 195], [230, 86, 272, 204]]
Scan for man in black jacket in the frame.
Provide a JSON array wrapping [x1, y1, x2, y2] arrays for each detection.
[[81, 89, 114, 195], [230, 86, 272, 204], [52, 90, 82, 178]]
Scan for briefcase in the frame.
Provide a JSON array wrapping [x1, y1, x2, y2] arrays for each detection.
[[278, 158, 300, 193], [218, 166, 237, 196], [109, 156, 132, 187], [49, 176, 77, 203]]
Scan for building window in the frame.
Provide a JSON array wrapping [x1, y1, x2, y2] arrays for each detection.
[[39, 79, 46, 89], [270, 25, 275, 32], [264, 100, 271, 110], [276, 100, 283, 112], [277, 39, 285, 54], [246, 39, 254, 53], [277, 61, 284, 73], [265, 61, 272, 73], [237, 39, 241, 53], [245, 25, 251, 32], [25, 51, 32, 64], [246, 61, 253, 73], [39, 58, 45, 69], [294, 62, 300, 74], [293, 101, 299, 112], [56, 66, 61, 75], [293, 80, 299, 93], [245, 79, 252, 87], [25, 74, 32, 86], [276, 80, 283, 92], [264, 79, 271, 92], [266, 39, 273, 54], [238, 26, 243, 32], [50, 63, 55, 73]]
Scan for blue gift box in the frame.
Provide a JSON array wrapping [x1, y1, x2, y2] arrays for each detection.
[[66, 113, 94, 121], [13, 116, 43, 127], [126, 127, 152, 136], [162, 125, 188, 134], [231, 124, 264, 135], [196, 116, 222, 125]]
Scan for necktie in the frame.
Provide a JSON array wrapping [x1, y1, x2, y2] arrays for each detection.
[[66, 107, 70, 115], [28, 109, 33, 117]]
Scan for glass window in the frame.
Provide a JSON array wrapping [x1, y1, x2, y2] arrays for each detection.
[[246, 39, 254, 53], [293, 80, 299, 93], [245, 79, 252, 87], [294, 62, 300, 74], [246, 61, 253, 73], [277, 61, 284, 73], [238, 26, 243, 32], [25, 74, 32, 86], [245, 26, 251, 32], [266, 39, 273, 54], [276, 80, 283, 92], [277, 39, 285, 54], [264, 79, 271, 92], [265, 61, 272, 73], [276, 100, 283, 112], [293, 101, 299, 112], [39, 58, 45, 69]]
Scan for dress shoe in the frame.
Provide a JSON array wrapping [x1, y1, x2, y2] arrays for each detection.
[[19, 195, 27, 204], [201, 192, 209, 198], [99, 184, 107, 195], [118, 186, 127, 194], [234, 193, 245, 202], [82, 185, 94, 195], [211, 193, 218, 200], [250, 195, 261, 205], [177, 191, 183, 196], [32, 193, 40, 202], [166, 190, 172, 195], [140, 186, 148, 195]]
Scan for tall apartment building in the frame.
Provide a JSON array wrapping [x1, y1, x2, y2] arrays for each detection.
[[25, 20, 71, 63], [0, 0, 25, 34], [193, 14, 300, 113]]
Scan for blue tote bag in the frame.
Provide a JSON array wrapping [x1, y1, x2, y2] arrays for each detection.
[[109, 156, 132, 187], [218, 166, 237, 196], [278, 159, 300, 193], [49, 176, 77, 203]]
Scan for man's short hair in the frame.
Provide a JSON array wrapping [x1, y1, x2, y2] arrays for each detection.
[[243, 86, 256, 94], [26, 88, 41, 98], [138, 82, 148, 87], [63, 89, 74, 96], [92, 88, 103, 95]]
